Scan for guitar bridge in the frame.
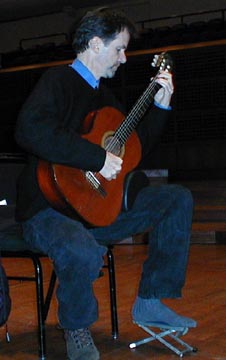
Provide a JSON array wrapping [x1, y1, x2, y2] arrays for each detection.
[[85, 171, 107, 197]]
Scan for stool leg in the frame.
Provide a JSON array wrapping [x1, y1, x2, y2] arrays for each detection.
[[31, 256, 46, 360], [107, 248, 118, 339], [43, 270, 57, 322]]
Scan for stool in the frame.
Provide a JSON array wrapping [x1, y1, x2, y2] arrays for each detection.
[[0, 221, 118, 359]]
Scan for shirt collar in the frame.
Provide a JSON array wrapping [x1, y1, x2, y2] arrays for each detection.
[[70, 59, 100, 89]]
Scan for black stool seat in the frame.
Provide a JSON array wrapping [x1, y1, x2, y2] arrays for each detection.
[[0, 221, 42, 254], [0, 205, 27, 251]]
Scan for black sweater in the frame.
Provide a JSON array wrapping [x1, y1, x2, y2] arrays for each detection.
[[15, 65, 169, 221]]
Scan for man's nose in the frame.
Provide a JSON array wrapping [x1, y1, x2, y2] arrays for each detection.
[[120, 51, 127, 64]]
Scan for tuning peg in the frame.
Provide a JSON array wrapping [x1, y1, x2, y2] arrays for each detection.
[[151, 54, 159, 67]]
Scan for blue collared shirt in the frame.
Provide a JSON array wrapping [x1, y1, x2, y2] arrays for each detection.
[[70, 59, 100, 89]]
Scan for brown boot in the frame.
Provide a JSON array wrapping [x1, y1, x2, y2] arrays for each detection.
[[64, 328, 100, 360]]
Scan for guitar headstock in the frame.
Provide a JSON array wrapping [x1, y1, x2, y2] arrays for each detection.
[[151, 52, 173, 72]]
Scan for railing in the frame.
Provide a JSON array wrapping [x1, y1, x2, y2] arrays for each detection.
[[137, 7, 226, 29]]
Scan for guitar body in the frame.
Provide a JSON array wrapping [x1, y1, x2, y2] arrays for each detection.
[[37, 106, 142, 227]]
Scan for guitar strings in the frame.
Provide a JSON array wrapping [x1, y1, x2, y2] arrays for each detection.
[[106, 74, 159, 154]]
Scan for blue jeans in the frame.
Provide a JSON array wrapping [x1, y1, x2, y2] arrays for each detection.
[[22, 184, 193, 330]]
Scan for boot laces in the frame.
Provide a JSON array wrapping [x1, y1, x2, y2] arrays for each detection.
[[65, 328, 94, 349]]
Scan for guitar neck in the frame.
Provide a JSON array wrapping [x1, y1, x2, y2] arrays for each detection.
[[114, 79, 161, 146]]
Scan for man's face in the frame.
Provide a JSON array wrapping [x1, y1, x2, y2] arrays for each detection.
[[98, 28, 130, 78]]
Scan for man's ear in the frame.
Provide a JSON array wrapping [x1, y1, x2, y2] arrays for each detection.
[[89, 36, 102, 53]]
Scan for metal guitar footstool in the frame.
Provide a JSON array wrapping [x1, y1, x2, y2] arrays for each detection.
[[129, 321, 198, 358]]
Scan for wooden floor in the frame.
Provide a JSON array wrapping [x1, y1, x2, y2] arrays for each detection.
[[0, 242, 226, 359]]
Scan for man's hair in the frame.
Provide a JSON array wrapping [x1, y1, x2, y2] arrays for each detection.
[[72, 8, 137, 54]]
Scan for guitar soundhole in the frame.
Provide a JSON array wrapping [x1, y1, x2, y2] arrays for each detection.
[[102, 131, 125, 157]]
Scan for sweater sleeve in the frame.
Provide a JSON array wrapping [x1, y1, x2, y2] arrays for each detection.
[[15, 68, 106, 172]]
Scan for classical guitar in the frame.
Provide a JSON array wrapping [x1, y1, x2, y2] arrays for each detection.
[[37, 52, 173, 227]]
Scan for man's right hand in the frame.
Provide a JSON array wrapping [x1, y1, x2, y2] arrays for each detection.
[[99, 152, 123, 180]]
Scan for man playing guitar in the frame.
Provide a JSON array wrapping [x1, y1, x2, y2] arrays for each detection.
[[15, 8, 196, 360]]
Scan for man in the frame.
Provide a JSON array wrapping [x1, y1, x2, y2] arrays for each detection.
[[15, 8, 196, 360]]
